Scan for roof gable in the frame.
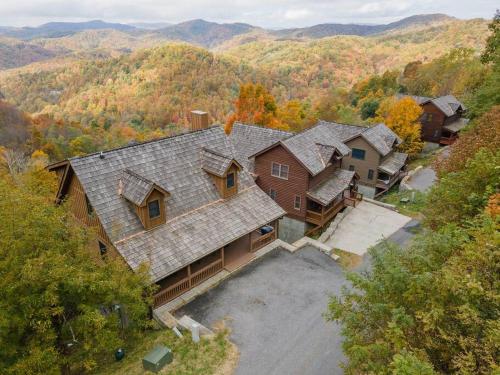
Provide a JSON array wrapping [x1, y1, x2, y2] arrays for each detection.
[[119, 169, 169, 207], [201, 147, 242, 177]]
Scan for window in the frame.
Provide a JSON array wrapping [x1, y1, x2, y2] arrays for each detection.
[[269, 189, 277, 200], [368, 169, 374, 180], [294, 195, 301, 210], [85, 195, 94, 216], [98, 241, 107, 257], [226, 172, 235, 189], [348, 165, 355, 171], [148, 200, 160, 219], [271, 162, 289, 179], [351, 148, 366, 160]]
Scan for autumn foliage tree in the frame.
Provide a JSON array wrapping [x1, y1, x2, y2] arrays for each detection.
[[375, 97, 424, 156], [225, 83, 288, 134]]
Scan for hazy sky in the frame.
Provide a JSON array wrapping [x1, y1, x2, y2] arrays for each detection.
[[0, 0, 497, 28]]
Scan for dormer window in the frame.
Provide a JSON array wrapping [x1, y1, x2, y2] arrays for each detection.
[[226, 173, 235, 189], [118, 169, 170, 230], [148, 200, 161, 219], [201, 148, 242, 199]]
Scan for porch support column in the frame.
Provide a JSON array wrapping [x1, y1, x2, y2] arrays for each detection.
[[187, 264, 192, 287], [221, 247, 225, 267]]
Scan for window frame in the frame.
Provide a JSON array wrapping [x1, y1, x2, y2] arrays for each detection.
[[85, 194, 94, 217], [368, 169, 374, 180], [351, 148, 366, 160], [293, 195, 301, 211], [271, 162, 289, 180], [148, 199, 161, 219], [226, 172, 235, 189], [98, 241, 107, 258]]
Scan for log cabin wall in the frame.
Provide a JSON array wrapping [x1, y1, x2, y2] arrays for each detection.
[[420, 102, 446, 142], [342, 137, 380, 187], [66, 173, 119, 259], [254, 144, 309, 220]]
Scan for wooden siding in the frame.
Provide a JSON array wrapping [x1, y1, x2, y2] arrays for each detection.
[[66, 173, 119, 258], [135, 188, 167, 230], [420, 102, 446, 142], [254, 144, 309, 220], [342, 137, 380, 187]]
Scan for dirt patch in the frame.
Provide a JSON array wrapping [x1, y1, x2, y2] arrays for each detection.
[[213, 319, 240, 375], [332, 249, 364, 270]]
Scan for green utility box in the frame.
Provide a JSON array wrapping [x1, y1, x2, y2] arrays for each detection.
[[142, 345, 173, 373]]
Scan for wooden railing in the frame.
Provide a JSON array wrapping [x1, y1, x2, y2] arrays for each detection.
[[251, 230, 276, 251], [154, 278, 190, 307], [306, 199, 345, 225], [153, 258, 223, 308], [191, 259, 223, 287]]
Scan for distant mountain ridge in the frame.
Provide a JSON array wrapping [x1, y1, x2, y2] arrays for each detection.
[[272, 14, 454, 39], [0, 20, 136, 40]]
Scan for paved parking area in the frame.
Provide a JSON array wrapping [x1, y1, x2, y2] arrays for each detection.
[[176, 247, 348, 375], [325, 201, 412, 255]]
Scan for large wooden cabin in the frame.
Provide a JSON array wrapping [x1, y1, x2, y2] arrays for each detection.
[[48, 113, 285, 308], [402, 94, 469, 145]]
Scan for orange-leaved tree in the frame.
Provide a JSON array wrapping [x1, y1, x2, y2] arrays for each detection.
[[225, 83, 288, 134], [375, 97, 424, 157]]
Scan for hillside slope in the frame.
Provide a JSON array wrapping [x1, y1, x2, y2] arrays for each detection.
[[0, 37, 57, 69], [0, 44, 268, 127], [224, 18, 489, 100]]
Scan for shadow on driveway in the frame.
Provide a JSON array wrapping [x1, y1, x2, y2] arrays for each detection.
[[176, 247, 348, 375]]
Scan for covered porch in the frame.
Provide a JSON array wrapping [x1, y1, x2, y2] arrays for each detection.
[[375, 152, 408, 197], [440, 118, 469, 145], [305, 169, 361, 236], [153, 220, 278, 308]]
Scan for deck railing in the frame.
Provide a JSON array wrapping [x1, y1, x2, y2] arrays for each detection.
[[191, 259, 223, 287], [153, 278, 191, 307], [306, 199, 345, 225], [153, 258, 223, 307], [251, 230, 276, 251]]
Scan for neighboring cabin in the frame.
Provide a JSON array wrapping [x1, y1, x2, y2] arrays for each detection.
[[229, 121, 406, 242], [48, 112, 285, 309], [402, 94, 469, 144]]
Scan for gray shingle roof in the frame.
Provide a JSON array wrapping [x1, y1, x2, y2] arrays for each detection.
[[228, 122, 292, 170], [116, 185, 283, 281], [67, 126, 285, 281], [397, 94, 466, 117], [307, 169, 356, 206], [281, 122, 352, 175], [201, 147, 236, 177], [443, 118, 469, 133], [431, 95, 466, 117], [378, 152, 408, 175], [316, 121, 400, 157], [119, 169, 165, 206]]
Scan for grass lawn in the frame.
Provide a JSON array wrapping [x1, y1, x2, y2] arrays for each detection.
[[380, 187, 427, 219], [92, 323, 233, 375]]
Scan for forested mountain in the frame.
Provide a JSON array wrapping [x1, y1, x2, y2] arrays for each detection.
[[272, 13, 453, 39], [0, 37, 57, 69], [0, 100, 31, 148], [0, 20, 136, 40], [224, 18, 489, 97], [153, 19, 258, 48]]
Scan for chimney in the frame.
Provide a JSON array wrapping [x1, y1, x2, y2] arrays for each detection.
[[190, 110, 209, 131]]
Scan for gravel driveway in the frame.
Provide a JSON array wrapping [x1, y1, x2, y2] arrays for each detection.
[[407, 167, 436, 192], [176, 247, 348, 375]]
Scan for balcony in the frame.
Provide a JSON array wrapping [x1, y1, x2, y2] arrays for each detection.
[[376, 170, 406, 190], [305, 198, 346, 226]]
